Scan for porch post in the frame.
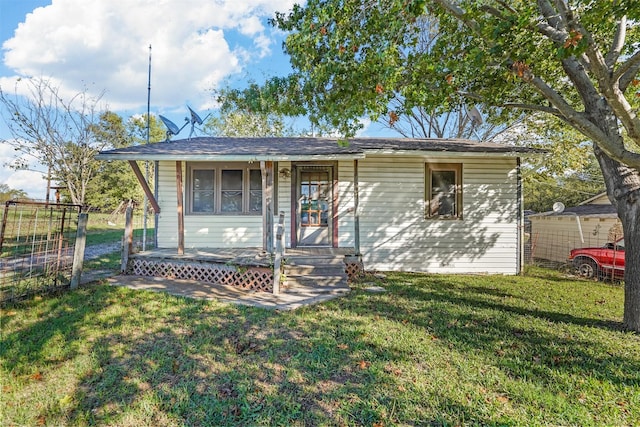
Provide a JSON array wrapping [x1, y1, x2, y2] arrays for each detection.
[[175, 161, 185, 255], [354, 159, 360, 255], [261, 161, 275, 253]]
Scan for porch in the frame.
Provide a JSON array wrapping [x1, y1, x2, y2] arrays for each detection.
[[122, 247, 362, 295]]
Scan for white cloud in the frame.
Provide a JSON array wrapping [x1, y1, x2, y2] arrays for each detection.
[[0, 143, 49, 198], [1, 0, 296, 112]]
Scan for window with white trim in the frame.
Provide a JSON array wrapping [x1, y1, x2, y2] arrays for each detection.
[[425, 163, 462, 219], [187, 163, 262, 215]]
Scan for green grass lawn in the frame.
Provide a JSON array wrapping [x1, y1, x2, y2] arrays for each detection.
[[1, 267, 638, 426]]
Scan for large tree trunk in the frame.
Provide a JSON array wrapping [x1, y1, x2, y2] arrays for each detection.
[[594, 146, 640, 331]]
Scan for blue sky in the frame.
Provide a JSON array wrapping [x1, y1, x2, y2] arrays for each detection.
[[0, 0, 309, 198]]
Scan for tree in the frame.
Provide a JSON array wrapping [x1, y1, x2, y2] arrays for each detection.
[[0, 184, 28, 203], [247, 1, 640, 329], [85, 112, 166, 210], [85, 112, 142, 210], [210, 85, 323, 137], [501, 113, 606, 211], [0, 77, 106, 205]]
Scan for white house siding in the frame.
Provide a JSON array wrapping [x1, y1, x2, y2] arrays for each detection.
[[357, 155, 520, 274], [337, 160, 356, 248], [529, 215, 621, 263], [276, 161, 293, 247], [156, 161, 263, 248]]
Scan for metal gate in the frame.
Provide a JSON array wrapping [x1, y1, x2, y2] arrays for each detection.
[[0, 201, 82, 303]]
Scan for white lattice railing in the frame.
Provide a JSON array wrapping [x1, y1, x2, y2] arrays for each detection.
[[128, 258, 274, 292]]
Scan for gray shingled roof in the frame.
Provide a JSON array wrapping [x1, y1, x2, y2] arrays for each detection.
[[530, 203, 618, 218], [96, 136, 544, 161]]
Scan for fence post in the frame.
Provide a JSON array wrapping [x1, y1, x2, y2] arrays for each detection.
[[70, 212, 88, 289], [121, 206, 134, 273], [273, 211, 285, 295]]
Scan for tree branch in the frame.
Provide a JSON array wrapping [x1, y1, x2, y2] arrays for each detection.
[[614, 49, 640, 92], [605, 16, 627, 70], [502, 102, 561, 115], [432, 0, 483, 38]]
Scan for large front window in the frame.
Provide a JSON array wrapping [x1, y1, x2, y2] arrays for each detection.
[[188, 164, 262, 215], [425, 163, 462, 219]]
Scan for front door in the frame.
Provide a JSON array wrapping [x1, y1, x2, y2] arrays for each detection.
[[296, 166, 333, 246]]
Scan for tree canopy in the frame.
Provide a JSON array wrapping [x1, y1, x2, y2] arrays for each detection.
[[0, 77, 106, 205], [232, 1, 640, 330], [0, 184, 28, 203], [84, 112, 168, 210]]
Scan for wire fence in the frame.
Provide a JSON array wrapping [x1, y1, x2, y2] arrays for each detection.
[[84, 204, 157, 252], [524, 217, 625, 281], [0, 201, 82, 303], [0, 200, 156, 304]]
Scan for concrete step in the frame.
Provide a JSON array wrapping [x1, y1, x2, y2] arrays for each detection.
[[285, 264, 346, 276], [283, 284, 350, 295], [281, 253, 350, 294], [285, 273, 347, 285], [284, 256, 347, 267]]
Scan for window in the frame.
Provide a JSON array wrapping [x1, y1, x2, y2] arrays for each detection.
[[221, 169, 243, 213], [249, 169, 263, 213], [188, 164, 262, 214], [425, 163, 462, 219], [192, 169, 215, 213]]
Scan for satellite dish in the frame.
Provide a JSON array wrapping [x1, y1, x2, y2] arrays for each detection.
[[159, 115, 180, 135], [188, 105, 203, 125], [186, 105, 210, 139], [467, 106, 483, 125], [552, 202, 565, 213], [159, 114, 189, 142]]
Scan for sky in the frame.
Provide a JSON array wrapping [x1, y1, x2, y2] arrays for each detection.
[[0, 0, 328, 198]]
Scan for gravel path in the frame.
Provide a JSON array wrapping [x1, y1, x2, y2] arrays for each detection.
[[84, 242, 121, 260]]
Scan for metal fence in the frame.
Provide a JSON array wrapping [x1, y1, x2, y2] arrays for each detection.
[[524, 225, 624, 279], [0, 201, 83, 303], [84, 204, 156, 252]]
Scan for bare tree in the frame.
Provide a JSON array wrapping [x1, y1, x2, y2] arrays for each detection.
[[0, 77, 106, 205]]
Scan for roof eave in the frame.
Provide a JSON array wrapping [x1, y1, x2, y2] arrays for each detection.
[[361, 149, 532, 157], [95, 153, 366, 161]]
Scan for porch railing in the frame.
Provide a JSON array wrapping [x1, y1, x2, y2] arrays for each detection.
[[273, 211, 285, 295]]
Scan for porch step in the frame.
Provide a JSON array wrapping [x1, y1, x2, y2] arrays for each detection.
[[283, 254, 349, 294]]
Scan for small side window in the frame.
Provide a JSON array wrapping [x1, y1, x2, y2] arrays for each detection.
[[425, 163, 462, 219]]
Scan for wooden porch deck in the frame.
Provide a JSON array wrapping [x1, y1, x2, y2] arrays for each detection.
[[130, 247, 357, 267], [124, 247, 361, 294]]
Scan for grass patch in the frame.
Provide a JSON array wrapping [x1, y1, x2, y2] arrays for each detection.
[[1, 268, 638, 426], [83, 252, 121, 271]]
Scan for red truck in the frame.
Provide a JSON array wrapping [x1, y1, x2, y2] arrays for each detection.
[[568, 239, 625, 280]]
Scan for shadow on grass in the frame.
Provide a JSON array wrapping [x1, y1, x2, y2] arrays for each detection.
[[3, 272, 638, 426], [352, 275, 639, 391]]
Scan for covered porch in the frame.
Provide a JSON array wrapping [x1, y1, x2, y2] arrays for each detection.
[[122, 246, 361, 294]]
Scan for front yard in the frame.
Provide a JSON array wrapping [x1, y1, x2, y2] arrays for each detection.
[[1, 267, 638, 426]]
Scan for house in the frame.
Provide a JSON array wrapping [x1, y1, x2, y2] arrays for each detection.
[[96, 137, 541, 280], [528, 192, 622, 264]]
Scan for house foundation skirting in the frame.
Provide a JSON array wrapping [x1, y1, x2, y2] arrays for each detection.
[[125, 251, 363, 293], [127, 258, 274, 292], [344, 255, 364, 282]]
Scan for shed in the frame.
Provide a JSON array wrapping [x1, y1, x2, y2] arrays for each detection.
[[528, 192, 622, 264]]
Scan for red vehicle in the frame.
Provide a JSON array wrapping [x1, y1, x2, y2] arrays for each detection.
[[568, 239, 625, 280]]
